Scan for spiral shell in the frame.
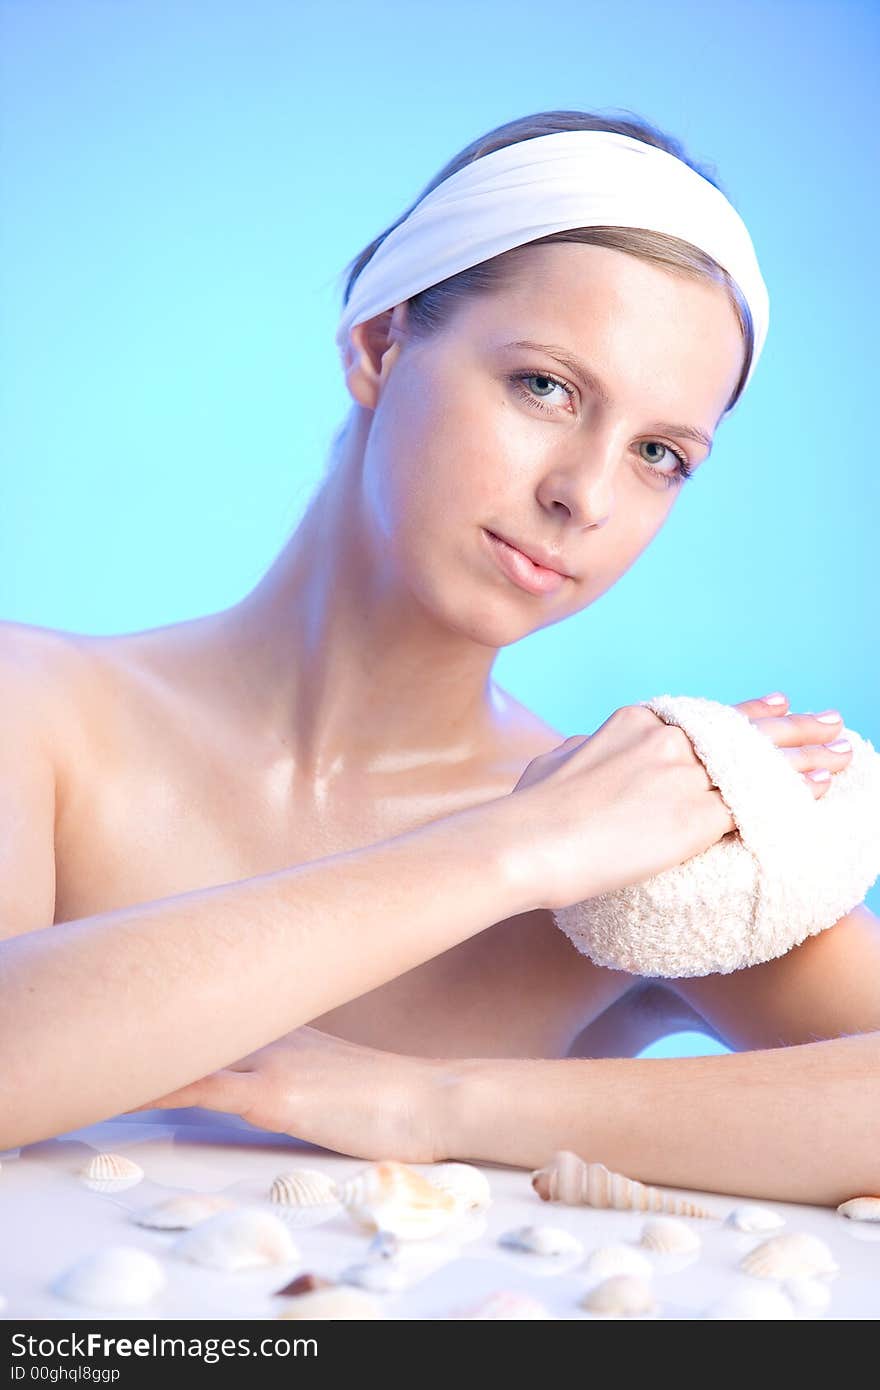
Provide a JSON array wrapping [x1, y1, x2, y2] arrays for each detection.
[[531, 1150, 717, 1218], [639, 1217, 702, 1254], [269, 1169, 340, 1208], [80, 1152, 145, 1193], [582, 1274, 658, 1317], [739, 1232, 839, 1281], [339, 1160, 459, 1240]]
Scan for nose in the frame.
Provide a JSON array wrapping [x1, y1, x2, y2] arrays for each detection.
[[537, 434, 618, 528]]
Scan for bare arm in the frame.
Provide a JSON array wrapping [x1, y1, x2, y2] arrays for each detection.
[[438, 1030, 880, 1207]]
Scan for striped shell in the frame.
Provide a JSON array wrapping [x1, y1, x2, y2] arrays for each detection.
[[584, 1244, 654, 1281], [80, 1153, 145, 1193], [421, 1163, 492, 1213], [531, 1150, 717, 1218], [339, 1160, 459, 1240], [582, 1274, 658, 1317], [837, 1196, 880, 1222], [739, 1232, 839, 1281], [639, 1216, 702, 1254], [269, 1169, 340, 1207]]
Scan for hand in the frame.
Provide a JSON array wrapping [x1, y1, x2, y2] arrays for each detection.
[[125, 1025, 450, 1164], [509, 691, 853, 911]]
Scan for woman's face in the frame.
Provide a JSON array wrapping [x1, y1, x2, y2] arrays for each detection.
[[348, 241, 745, 647]]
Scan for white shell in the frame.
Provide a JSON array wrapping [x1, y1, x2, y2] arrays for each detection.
[[340, 1261, 411, 1293], [739, 1231, 839, 1281], [133, 1193, 234, 1230], [174, 1206, 299, 1271], [53, 1245, 165, 1309], [582, 1274, 658, 1317], [837, 1196, 880, 1222], [498, 1224, 584, 1258], [639, 1216, 701, 1254], [269, 1169, 340, 1207], [785, 1275, 832, 1311], [705, 1282, 797, 1319], [421, 1162, 492, 1212], [725, 1204, 786, 1233], [339, 1160, 459, 1240], [80, 1152, 145, 1193], [455, 1290, 552, 1320], [278, 1287, 384, 1319], [584, 1243, 654, 1281]]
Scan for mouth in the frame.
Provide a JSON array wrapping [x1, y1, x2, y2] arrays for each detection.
[[483, 529, 571, 596]]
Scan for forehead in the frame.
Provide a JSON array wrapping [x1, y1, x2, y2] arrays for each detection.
[[448, 241, 745, 424]]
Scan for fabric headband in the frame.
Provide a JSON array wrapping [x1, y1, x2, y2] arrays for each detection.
[[335, 129, 770, 403]]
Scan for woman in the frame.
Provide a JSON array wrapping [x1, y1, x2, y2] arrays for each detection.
[[2, 110, 877, 1204]]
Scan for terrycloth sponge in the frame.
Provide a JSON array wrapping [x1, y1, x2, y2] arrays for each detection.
[[551, 694, 880, 978]]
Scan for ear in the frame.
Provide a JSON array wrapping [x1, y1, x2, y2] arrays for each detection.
[[343, 301, 410, 410]]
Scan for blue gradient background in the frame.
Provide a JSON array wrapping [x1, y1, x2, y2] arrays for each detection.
[[3, 1, 877, 1058]]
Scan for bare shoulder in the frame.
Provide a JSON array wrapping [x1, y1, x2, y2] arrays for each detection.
[[490, 680, 568, 762], [0, 619, 92, 721]]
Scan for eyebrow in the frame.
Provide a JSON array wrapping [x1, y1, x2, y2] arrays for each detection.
[[503, 339, 715, 454]]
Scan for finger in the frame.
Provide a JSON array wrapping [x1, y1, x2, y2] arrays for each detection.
[[755, 709, 845, 749], [732, 692, 790, 719]]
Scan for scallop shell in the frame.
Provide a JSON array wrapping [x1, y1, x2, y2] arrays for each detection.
[[705, 1282, 797, 1319], [531, 1149, 717, 1218], [725, 1204, 786, 1233], [278, 1287, 384, 1319], [421, 1162, 492, 1212], [739, 1231, 839, 1281], [584, 1243, 654, 1281], [498, 1224, 584, 1258], [837, 1196, 880, 1222], [340, 1261, 411, 1293], [785, 1276, 832, 1312], [132, 1193, 235, 1230], [269, 1169, 340, 1208], [639, 1216, 702, 1255], [174, 1206, 299, 1271], [80, 1152, 145, 1193], [455, 1290, 553, 1320], [582, 1274, 658, 1317], [338, 1160, 459, 1240], [52, 1245, 165, 1309]]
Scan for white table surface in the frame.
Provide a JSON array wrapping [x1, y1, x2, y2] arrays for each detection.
[[1, 1108, 878, 1320]]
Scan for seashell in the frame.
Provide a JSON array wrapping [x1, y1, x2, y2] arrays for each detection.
[[498, 1224, 584, 1258], [366, 1231, 400, 1261], [705, 1282, 797, 1319], [275, 1272, 335, 1297], [784, 1276, 832, 1312], [582, 1274, 658, 1317], [725, 1204, 786, 1233], [639, 1216, 701, 1255], [132, 1193, 234, 1230], [837, 1195, 880, 1222], [338, 1159, 459, 1240], [421, 1162, 492, 1212], [278, 1287, 384, 1319], [174, 1206, 299, 1271], [584, 1243, 654, 1281], [455, 1290, 553, 1320], [340, 1261, 411, 1293], [269, 1169, 340, 1208], [80, 1152, 145, 1193], [739, 1231, 839, 1281], [531, 1149, 717, 1218], [52, 1245, 165, 1309]]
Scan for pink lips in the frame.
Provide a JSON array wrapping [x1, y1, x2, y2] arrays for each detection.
[[484, 529, 568, 596]]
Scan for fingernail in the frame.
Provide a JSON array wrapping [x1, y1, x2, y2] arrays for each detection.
[[826, 738, 851, 752], [815, 710, 842, 724], [807, 768, 831, 781], [761, 693, 787, 706]]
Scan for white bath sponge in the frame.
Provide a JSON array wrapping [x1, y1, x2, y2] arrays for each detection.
[[551, 694, 880, 977]]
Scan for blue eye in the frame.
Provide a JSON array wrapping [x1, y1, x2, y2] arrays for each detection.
[[509, 369, 694, 489]]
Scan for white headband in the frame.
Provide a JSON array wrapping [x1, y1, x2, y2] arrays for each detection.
[[335, 129, 770, 402]]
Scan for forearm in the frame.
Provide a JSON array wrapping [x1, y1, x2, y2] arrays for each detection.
[[0, 795, 534, 1148], [440, 1032, 880, 1206]]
